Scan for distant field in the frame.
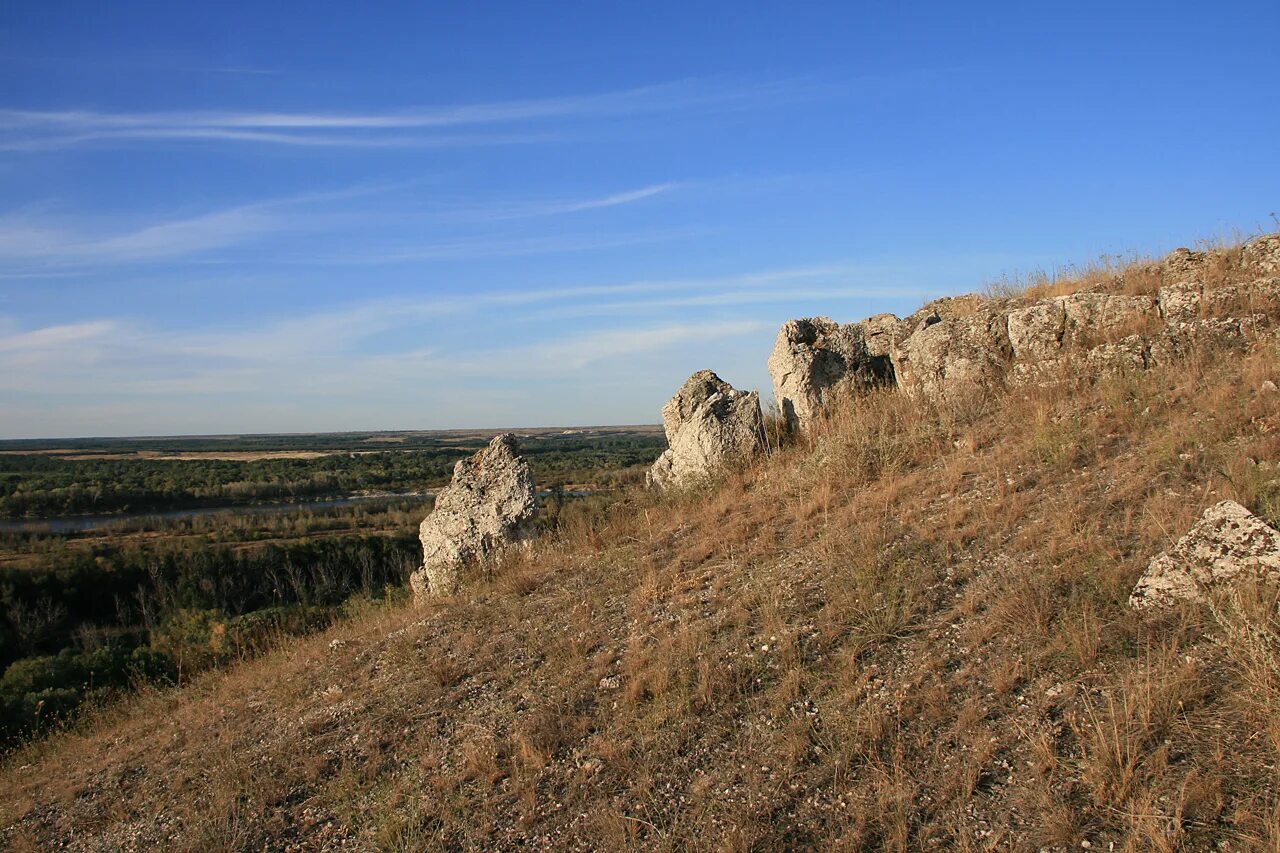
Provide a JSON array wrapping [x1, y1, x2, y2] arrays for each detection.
[[0, 425, 666, 519], [0, 424, 662, 455], [0, 450, 339, 461]]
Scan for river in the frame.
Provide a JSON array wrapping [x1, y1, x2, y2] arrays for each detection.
[[0, 488, 597, 535], [0, 493, 431, 535]]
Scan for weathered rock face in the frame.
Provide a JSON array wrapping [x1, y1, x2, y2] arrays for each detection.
[[1007, 299, 1067, 362], [1005, 292, 1153, 358], [1129, 501, 1280, 610], [1241, 233, 1280, 277], [770, 233, 1280, 406], [904, 294, 986, 328], [410, 434, 537, 602], [1182, 278, 1280, 325], [1158, 281, 1204, 324], [767, 315, 901, 432], [890, 302, 1012, 399], [648, 370, 764, 489], [1085, 335, 1148, 376], [1146, 315, 1262, 368], [1161, 246, 1209, 283], [1060, 292, 1158, 344]]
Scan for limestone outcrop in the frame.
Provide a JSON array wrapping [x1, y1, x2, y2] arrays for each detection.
[[1161, 246, 1209, 283], [1129, 501, 1280, 610], [767, 316, 900, 432], [1061, 293, 1158, 344], [648, 370, 765, 489], [1007, 299, 1067, 362], [751, 235, 1279, 449], [1146, 315, 1263, 368], [410, 434, 537, 602], [1157, 281, 1204, 324], [1241, 232, 1280, 277], [890, 301, 1012, 399]]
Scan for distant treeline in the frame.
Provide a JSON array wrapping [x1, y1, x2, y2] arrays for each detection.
[[0, 451, 464, 518], [0, 428, 659, 455], [0, 486, 626, 744], [0, 534, 419, 742], [0, 433, 663, 518]]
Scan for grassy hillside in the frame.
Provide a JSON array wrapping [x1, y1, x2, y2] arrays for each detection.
[[4, 248, 1280, 850]]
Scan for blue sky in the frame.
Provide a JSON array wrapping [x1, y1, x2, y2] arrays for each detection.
[[1, 2, 1277, 438]]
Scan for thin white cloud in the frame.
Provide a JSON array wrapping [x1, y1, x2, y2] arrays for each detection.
[[197, 263, 880, 356], [0, 260, 866, 392], [0, 77, 810, 150], [0, 261, 901, 374], [0, 182, 684, 267], [0, 251, 937, 437], [0, 313, 770, 397], [422, 182, 680, 223], [0, 319, 119, 353], [525, 285, 936, 321], [192, 263, 894, 359], [124, 264, 858, 364], [323, 228, 697, 265], [524, 320, 768, 370], [276, 320, 773, 389], [94, 206, 274, 259], [473, 264, 882, 307], [0, 127, 562, 152], [0, 79, 795, 129], [0, 204, 280, 263]]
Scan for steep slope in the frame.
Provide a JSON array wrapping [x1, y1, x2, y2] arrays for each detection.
[[4, 241, 1280, 851]]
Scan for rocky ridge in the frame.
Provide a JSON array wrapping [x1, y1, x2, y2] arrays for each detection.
[[768, 232, 1280, 430]]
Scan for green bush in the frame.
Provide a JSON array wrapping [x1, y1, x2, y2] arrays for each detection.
[[0, 644, 174, 741]]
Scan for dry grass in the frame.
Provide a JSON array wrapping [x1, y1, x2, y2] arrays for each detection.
[[3, 245, 1280, 850], [982, 228, 1258, 302]]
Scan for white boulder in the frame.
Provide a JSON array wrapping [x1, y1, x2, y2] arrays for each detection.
[[410, 434, 538, 602], [648, 370, 765, 489], [1130, 500, 1280, 610]]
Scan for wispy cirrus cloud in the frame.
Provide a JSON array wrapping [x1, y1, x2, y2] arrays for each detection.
[[421, 182, 680, 223], [0, 77, 812, 150], [0, 312, 769, 396], [0, 199, 291, 264], [0, 319, 119, 354], [0, 260, 885, 391], [0, 182, 683, 268], [185, 262, 885, 348], [0, 248, 929, 435], [517, 319, 768, 371], [320, 227, 698, 266]]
